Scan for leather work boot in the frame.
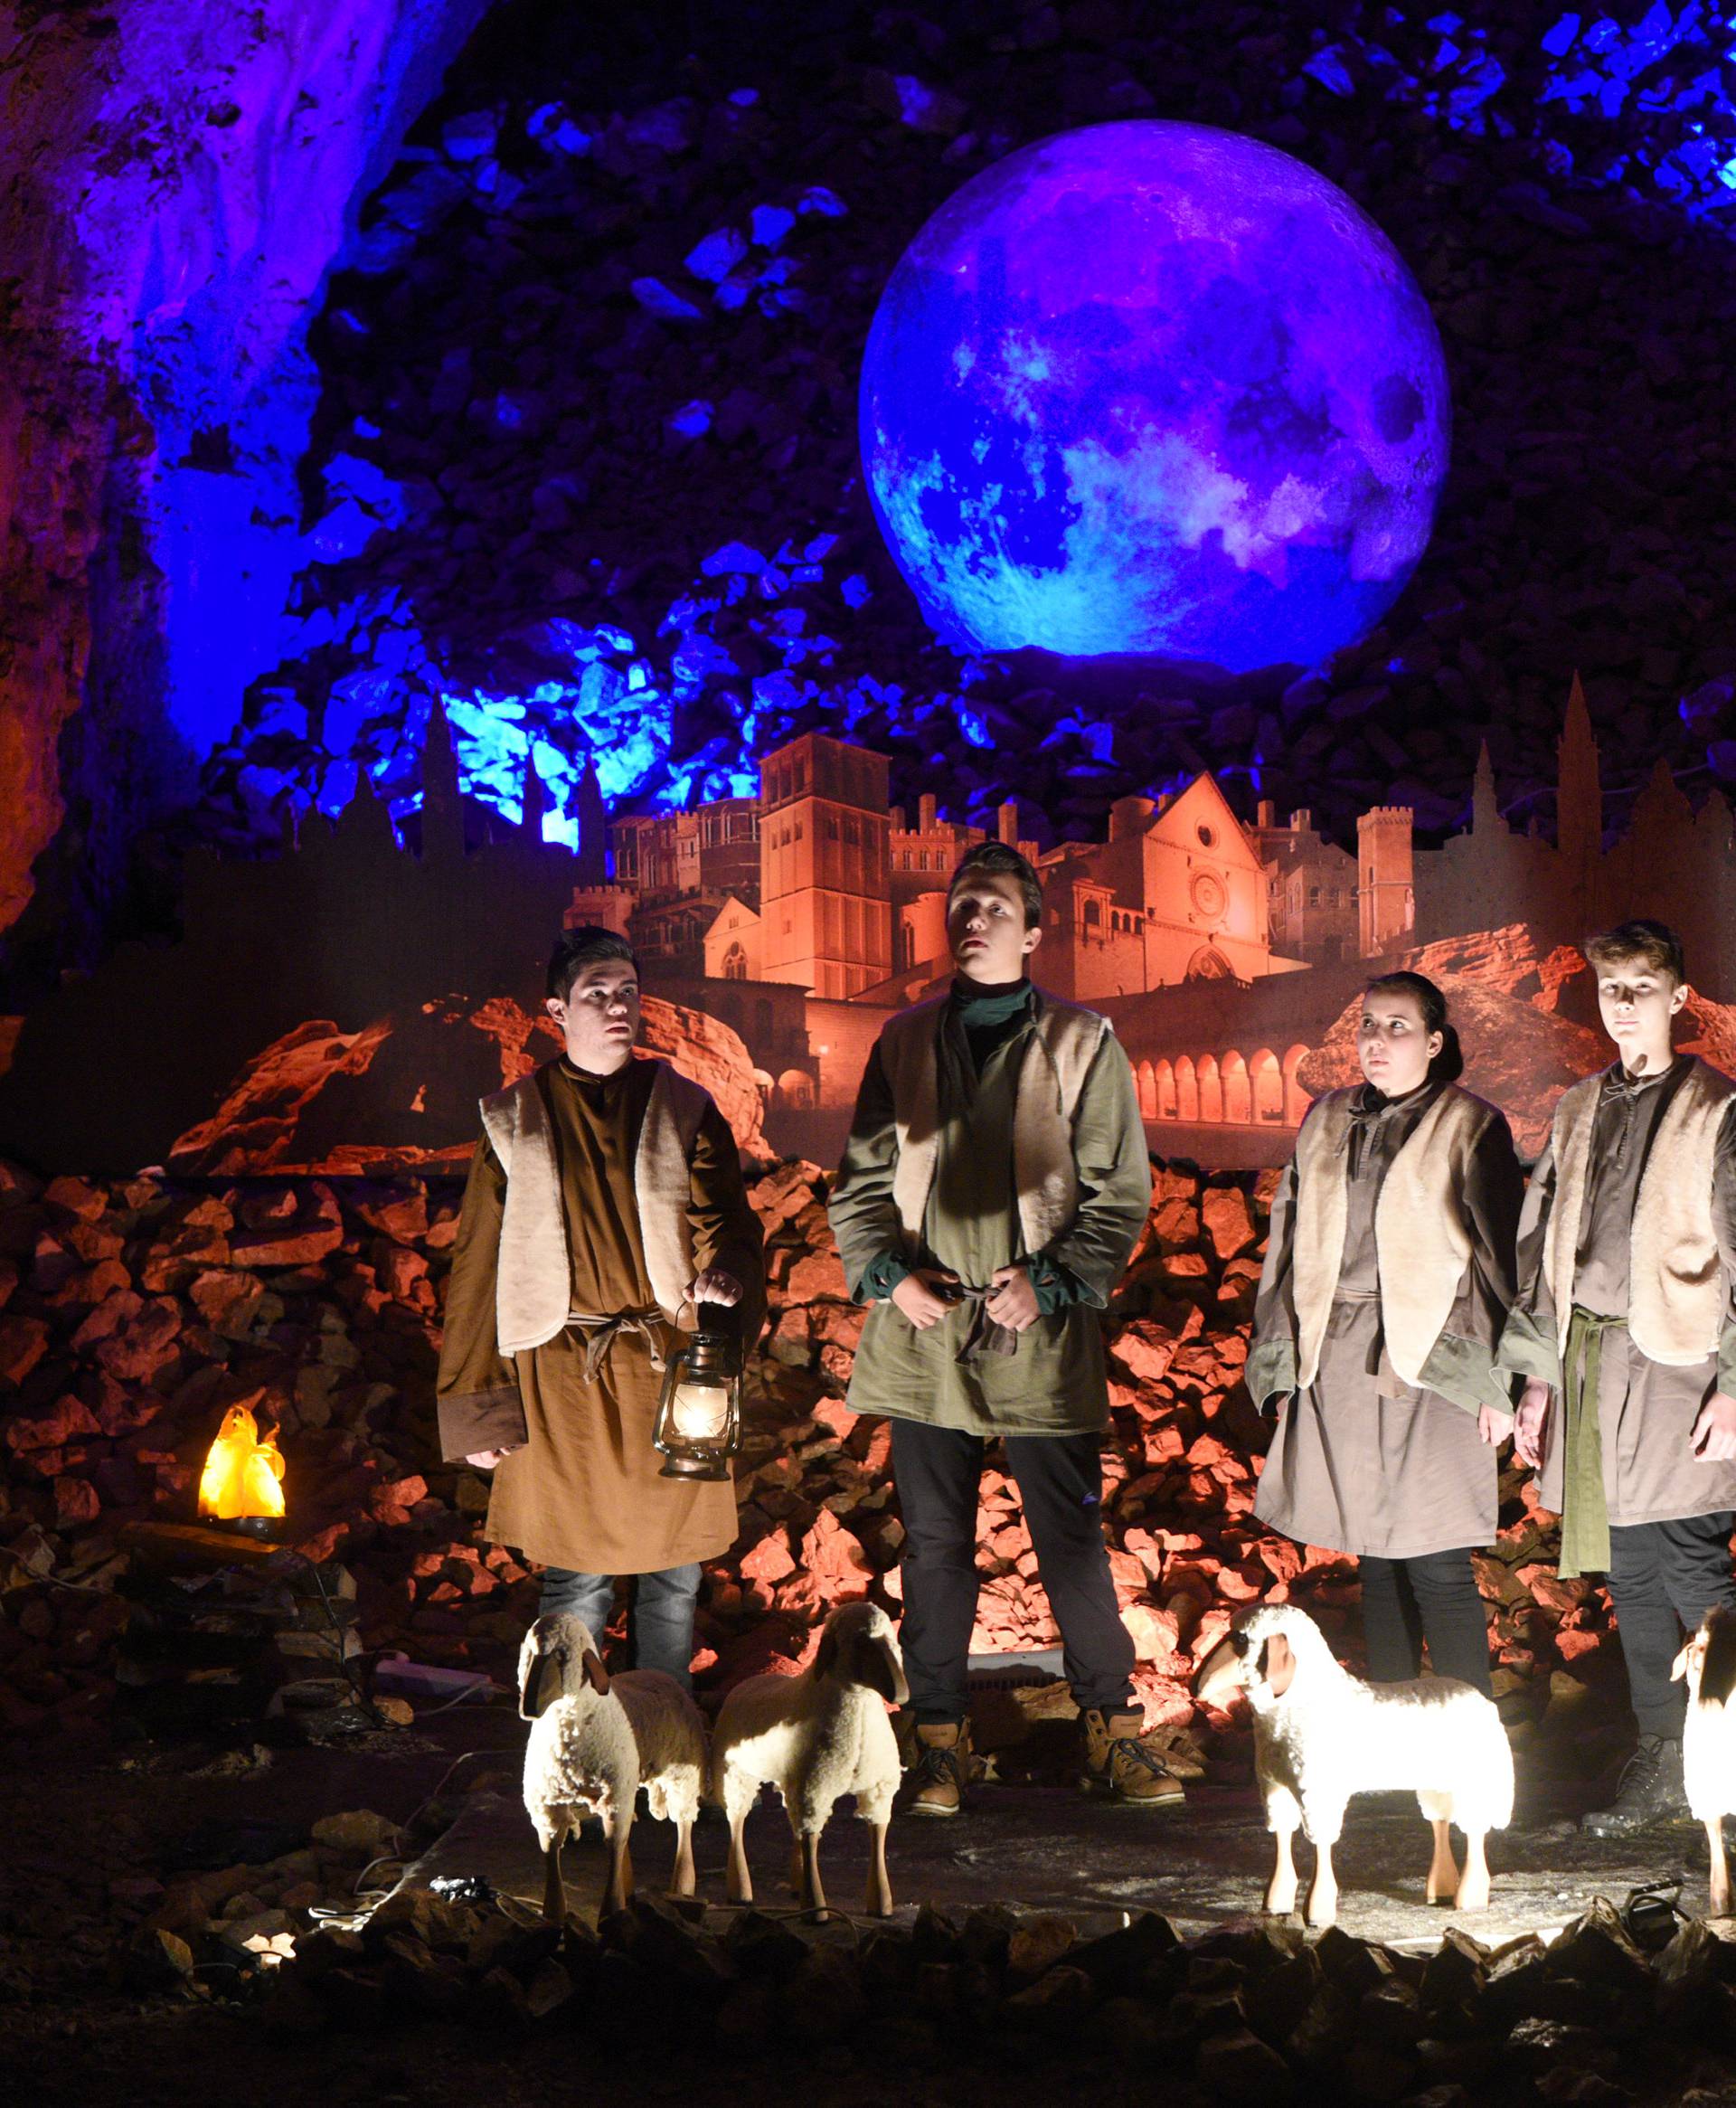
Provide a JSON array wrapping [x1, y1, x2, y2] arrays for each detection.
[[1079, 1708, 1185, 1808], [901, 1720, 971, 1818], [1581, 1734, 1691, 1837]]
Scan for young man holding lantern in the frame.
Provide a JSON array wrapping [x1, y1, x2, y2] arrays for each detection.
[[437, 926, 764, 1686], [828, 841, 1177, 1814]]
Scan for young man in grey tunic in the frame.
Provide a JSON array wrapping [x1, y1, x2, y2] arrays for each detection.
[[1249, 971, 1523, 1696], [1501, 920, 1736, 1835], [827, 842, 1174, 1814]]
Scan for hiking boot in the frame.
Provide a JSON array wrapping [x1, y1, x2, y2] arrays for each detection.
[[1079, 1708, 1185, 1808], [901, 1721, 970, 1818], [1581, 1734, 1691, 1837]]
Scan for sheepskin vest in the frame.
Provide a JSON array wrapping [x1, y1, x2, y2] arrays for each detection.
[[1543, 1056, 1736, 1366], [480, 1060, 709, 1354], [1292, 1083, 1495, 1390], [879, 990, 1109, 1258]]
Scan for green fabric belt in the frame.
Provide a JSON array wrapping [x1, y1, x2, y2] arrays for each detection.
[[1560, 1306, 1624, 1579]]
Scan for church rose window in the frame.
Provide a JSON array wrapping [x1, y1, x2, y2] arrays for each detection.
[[1191, 872, 1227, 918]]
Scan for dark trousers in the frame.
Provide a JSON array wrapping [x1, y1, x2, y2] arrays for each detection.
[[892, 1421, 1136, 1725], [1360, 1548, 1494, 1697], [1607, 1511, 1736, 1738], [538, 1564, 703, 1688]]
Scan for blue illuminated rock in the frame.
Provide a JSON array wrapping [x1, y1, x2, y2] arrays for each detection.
[[860, 120, 1450, 676]]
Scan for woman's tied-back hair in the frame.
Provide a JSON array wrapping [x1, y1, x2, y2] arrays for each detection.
[[948, 840, 1043, 930], [547, 925, 637, 1004], [1584, 918, 1686, 988], [1363, 969, 1465, 1085]]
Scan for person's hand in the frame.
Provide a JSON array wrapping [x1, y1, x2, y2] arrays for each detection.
[[1478, 1404, 1514, 1448], [1691, 1390, 1736, 1461], [890, 1268, 960, 1330], [985, 1262, 1041, 1335], [1513, 1379, 1552, 1470], [465, 1445, 524, 1470], [688, 1268, 742, 1308]]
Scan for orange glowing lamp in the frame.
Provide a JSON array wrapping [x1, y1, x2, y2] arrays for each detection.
[[198, 1404, 286, 1522]]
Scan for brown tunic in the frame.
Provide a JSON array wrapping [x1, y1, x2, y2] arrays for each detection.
[[1250, 1082, 1523, 1559], [1498, 1057, 1736, 1527], [436, 1057, 765, 1574]]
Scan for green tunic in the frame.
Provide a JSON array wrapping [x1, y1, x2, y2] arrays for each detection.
[[828, 986, 1151, 1436]]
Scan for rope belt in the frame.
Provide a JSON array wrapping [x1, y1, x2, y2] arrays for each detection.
[[947, 1283, 1021, 1366], [1560, 1305, 1625, 1579], [565, 1305, 671, 1382]]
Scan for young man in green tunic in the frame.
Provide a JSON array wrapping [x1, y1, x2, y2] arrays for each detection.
[[828, 842, 1177, 1814]]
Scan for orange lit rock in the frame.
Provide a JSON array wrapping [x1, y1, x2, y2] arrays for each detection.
[[1201, 1185, 1256, 1261]]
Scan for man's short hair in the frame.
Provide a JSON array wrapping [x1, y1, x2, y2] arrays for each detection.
[[1585, 918, 1686, 987], [547, 925, 638, 1003], [948, 840, 1043, 930]]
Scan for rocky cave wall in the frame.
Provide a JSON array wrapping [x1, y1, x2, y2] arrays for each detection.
[[0, 0, 490, 978]]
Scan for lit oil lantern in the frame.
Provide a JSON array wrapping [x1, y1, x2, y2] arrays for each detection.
[[653, 1309, 743, 1481]]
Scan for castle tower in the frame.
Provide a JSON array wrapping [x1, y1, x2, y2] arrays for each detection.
[[1557, 670, 1602, 872], [1471, 742, 1500, 835], [420, 695, 466, 865], [572, 761, 607, 884], [1358, 806, 1414, 957], [520, 749, 550, 845], [757, 733, 892, 997]]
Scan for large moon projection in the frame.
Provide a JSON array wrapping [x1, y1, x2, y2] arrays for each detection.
[[860, 121, 1450, 677]]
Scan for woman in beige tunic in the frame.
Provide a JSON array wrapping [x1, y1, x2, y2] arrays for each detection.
[[437, 929, 764, 1684], [1248, 972, 1523, 1696]]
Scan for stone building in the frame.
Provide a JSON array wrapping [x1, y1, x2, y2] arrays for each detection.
[[1246, 805, 1358, 964], [1034, 773, 1307, 1001], [1400, 676, 1736, 998]]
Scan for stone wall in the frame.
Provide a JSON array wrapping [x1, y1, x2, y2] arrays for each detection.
[[0, 1149, 1600, 1774]]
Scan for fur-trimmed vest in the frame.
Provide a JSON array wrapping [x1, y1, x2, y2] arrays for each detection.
[[479, 1059, 711, 1355], [1292, 1083, 1498, 1389], [878, 990, 1109, 1257], [1543, 1055, 1736, 1366]]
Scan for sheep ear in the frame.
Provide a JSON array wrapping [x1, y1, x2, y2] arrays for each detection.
[[854, 1631, 907, 1705], [1671, 1641, 1693, 1682], [519, 1648, 547, 1721], [813, 1622, 840, 1682], [1194, 1635, 1245, 1706], [1261, 1633, 1296, 1697], [581, 1649, 610, 1697]]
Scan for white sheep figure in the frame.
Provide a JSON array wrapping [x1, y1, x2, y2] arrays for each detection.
[[1672, 1607, 1736, 1918], [712, 1600, 909, 1919], [517, 1612, 707, 1923], [1195, 1603, 1514, 1928]]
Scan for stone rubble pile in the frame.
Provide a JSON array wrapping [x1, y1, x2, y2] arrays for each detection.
[[247, 1883, 1736, 2105], [0, 1150, 1613, 1784]]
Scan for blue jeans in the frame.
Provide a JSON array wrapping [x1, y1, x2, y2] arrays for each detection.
[[537, 1564, 702, 1688]]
